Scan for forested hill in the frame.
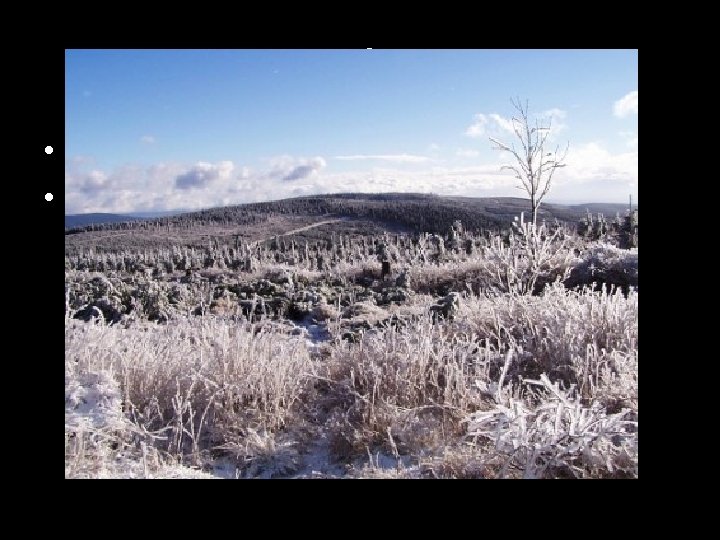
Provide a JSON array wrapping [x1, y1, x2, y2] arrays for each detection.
[[65, 193, 633, 235]]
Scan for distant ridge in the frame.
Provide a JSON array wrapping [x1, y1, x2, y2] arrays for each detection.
[[65, 213, 141, 229], [564, 203, 636, 216], [65, 210, 189, 229]]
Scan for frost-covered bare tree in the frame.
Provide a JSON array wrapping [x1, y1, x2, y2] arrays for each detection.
[[490, 98, 569, 225]]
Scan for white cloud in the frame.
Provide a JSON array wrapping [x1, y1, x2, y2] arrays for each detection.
[[466, 108, 568, 139], [560, 142, 637, 187], [176, 161, 234, 190], [465, 113, 517, 137], [265, 155, 327, 182], [79, 170, 109, 193], [613, 91, 638, 118], [456, 148, 480, 158], [335, 154, 431, 163], [318, 165, 518, 198], [488, 113, 516, 134], [281, 158, 326, 182], [465, 114, 491, 137], [65, 156, 515, 213], [65, 141, 638, 214], [140, 135, 156, 144], [540, 108, 568, 136], [66, 162, 180, 214]]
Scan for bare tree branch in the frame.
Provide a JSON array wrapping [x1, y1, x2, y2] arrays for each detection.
[[488, 98, 570, 225]]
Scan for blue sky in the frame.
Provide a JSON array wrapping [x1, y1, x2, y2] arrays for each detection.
[[65, 49, 638, 214]]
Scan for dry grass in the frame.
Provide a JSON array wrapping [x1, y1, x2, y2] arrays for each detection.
[[308, 282, 637, 477], [319, 314, 495, 461], [455, 282, 638, 407], [65, 222, 637, 478], [66, 279, 637, 478], [66, 317, 314, 477]]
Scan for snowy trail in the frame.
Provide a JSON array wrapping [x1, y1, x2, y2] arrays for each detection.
[[259, 217, 350, 243]]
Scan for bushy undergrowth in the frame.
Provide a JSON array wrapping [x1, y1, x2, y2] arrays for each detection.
[[66, 281, 637, 478], [565, 243, 638, 293]]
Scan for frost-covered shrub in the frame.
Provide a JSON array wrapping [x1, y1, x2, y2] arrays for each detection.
[[406, 217, 578, 297], [565, 243, 638, 293], [456, 282, 638, 407], [65, 363, 217, 479], [324, 315, 496, 459], [465, 374, 637, 478], [66, 272, 126, 321], [65, 317, 314, 475], [478, 215, 578, 295], [66, 368, 127, 435], [65, 363, 142, 478]]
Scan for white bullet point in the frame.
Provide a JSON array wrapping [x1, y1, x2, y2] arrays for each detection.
[[45, 146, 53, 154], [45, 193, 53, 201]]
